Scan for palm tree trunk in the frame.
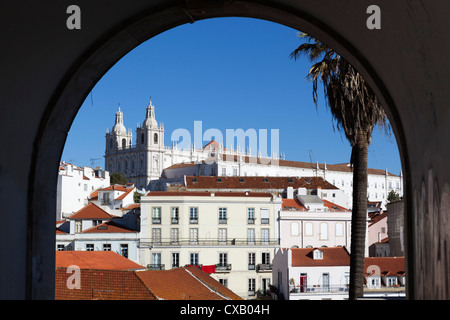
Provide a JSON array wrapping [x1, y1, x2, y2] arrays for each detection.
[[349, 131, 369, 300]]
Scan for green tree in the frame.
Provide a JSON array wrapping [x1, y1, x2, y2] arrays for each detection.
[[387, 190, 400, 203], [110, 172, 127, 185], [290, 33, 391, 299]]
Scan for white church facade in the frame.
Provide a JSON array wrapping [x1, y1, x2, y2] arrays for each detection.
[[105, 100, 403, 209]]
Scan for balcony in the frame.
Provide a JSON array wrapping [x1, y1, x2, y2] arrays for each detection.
[[152, 218, 161, 224], [171, 218, 179, 224], [256, 263, 272, 272], [215, 263, 232, 272], [140, 238, 279, 247], [290, 285, 349, 294], [218, 218, 227, 224], [147, 264, 165, 270], [248, 218, 255, 224]]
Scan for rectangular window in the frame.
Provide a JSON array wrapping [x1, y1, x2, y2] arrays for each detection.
[[233, 168, 238, 176], [152, 207, 161, 224], [190, 207, 198, 224], [120, 244, 128, 258], [152, 228, 161, 245], [75, 220, 82, 233], [247, 228, 255, 245], [248, 252, 256, 270], [262, 252, 270, 265], [261, 228, 269, 245], [248, 279, 256, 295], [247, 208, 255, 224], [103, 243, 111, 251], [152, 253, 161, 267], [222, 168, 226, 176], [190, 253, 199, 265], [57, 244, 65, 251], [322, 273, 330, 292], [219, 253, 228, 266], [86, 244, 94, 251], [260, 208, 269, 224], [171, 207, 179, 224], [190, 228, 198, 244], [171, 228, 179, 244], [172, 252, 179, 268], [219, 279, 228, 287], [219, 207, 227, 224], [219, 228, 227, 244]]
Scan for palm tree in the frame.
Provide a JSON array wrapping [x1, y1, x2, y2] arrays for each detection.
[[290, 33, 390, 299]]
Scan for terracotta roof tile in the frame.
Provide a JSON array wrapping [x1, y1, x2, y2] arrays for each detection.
[[55, 268, 156, 300], [364, 257, 405, 276], [55, 251, 145, 270], [67, 202, 117, 220], [146, 191, 272, 198], [135, 267, 242, 300], [184, 176, 338, 191], [80, 220, 138, 234], [291, 247, 350, 267]]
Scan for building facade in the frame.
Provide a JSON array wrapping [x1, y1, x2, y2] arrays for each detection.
[[56, 161, 110, 220], [139, 190, 281, 299], [272, 247, 351, 300]]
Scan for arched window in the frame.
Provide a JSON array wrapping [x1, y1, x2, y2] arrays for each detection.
[[154, 133, 158, 144], [109, 138, 113, 149], [141, 133, 145, 144], [122, 138, 126, 149]]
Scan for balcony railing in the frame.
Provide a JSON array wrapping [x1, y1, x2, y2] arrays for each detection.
[[290, 285, 349, 294], [218, 218, 227, 224], [147, 264, 165, 270], [256, 263, 272, 272], [140, 238, 279, 247], [215, 263, 232, 272]]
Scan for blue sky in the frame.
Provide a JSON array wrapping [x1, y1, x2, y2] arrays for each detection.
[[62, 17, 402, 175]]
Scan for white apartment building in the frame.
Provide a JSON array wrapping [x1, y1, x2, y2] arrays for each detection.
[[56, 161, 110, 220], [139, 190, 282, 299], [272, 247, 351, 300]]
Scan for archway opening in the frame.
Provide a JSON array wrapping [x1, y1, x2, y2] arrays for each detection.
[[32, 2, 409, 300]]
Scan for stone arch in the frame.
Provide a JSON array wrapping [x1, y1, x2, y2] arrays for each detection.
[[4, 0, 447, 300]]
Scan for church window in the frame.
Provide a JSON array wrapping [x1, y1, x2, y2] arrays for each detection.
[[154, 133, 158, 144], [141, 133, 145, 144], [109, 138, 113, 149], [122, 138, 126, 149]]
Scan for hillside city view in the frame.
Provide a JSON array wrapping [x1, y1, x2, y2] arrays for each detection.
[[56, 17, 405, 302]]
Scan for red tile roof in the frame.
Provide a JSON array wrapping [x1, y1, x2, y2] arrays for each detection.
[[282, 198, 307, 210], [55, 268, 156, 300], [291, 247, 350, 267], [146, 191, 273, 198], [67, 202, 117, 220], [135, 266, 242, 300], [80, 220, 138, 234], [184, 176, 338, 190], [322, 199, 349, 211], [55, 251, 145, 270], [55, 265, 242, 300], [364, 257, 405, 276]]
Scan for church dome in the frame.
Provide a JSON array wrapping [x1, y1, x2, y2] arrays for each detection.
[[112, 107, 127, 133]]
